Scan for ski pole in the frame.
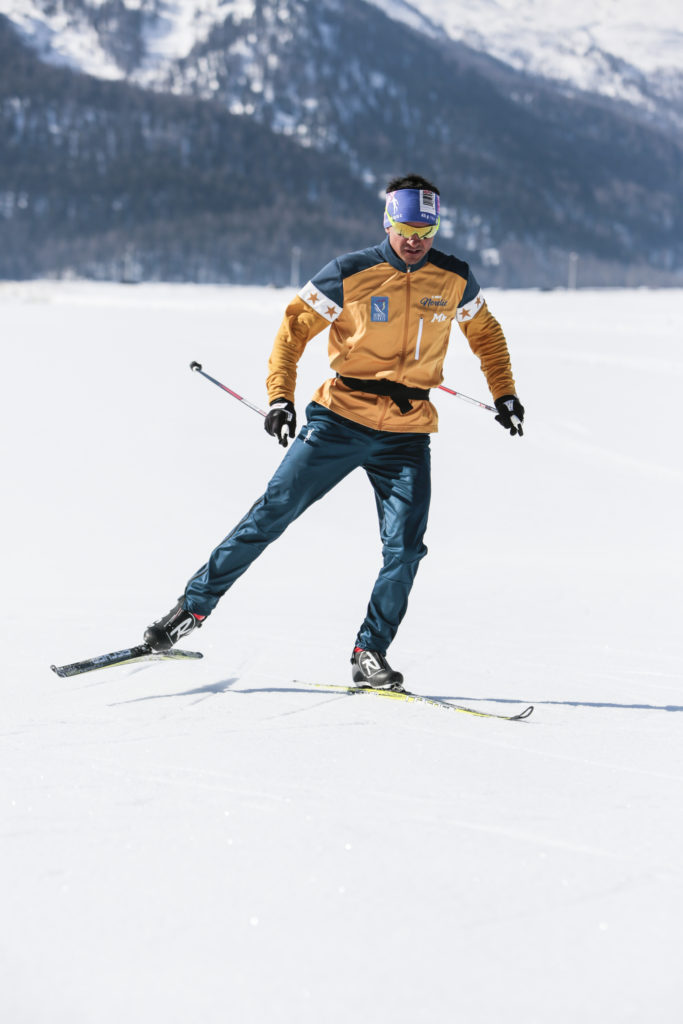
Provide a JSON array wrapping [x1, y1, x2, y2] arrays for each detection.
[[438, 384, 522, 433], [437, 383, 496, 413], [190, 362, 519, 431], [189, 361, 267, 418]]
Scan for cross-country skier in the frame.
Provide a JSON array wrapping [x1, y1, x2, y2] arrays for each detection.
[[144, 173, 524, 689]]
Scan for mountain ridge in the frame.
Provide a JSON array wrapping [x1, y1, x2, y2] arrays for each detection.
[[1, 0, 681, 286], [369, 0, 683, 133], [8, 0, 682, 129]]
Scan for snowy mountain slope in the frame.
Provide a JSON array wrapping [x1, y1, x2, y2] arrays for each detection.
[[2, 280, 683, 1022], [4, 0, 682, 124], [1, 1, 682, 285], [370, 0, 683, 124], [4, 3, 683, 284], [2, 0, 248, 76]]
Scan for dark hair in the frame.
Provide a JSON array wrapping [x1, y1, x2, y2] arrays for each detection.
[[386, 173, 440, 195]]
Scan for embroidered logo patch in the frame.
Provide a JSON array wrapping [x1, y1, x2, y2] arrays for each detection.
[[371, 296, 389, 322]]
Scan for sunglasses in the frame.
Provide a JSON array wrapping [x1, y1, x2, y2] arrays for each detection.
[[386, 212, 440, 239]]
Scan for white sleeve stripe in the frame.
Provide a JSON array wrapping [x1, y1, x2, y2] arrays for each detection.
[[298, 281, 343, 323], [456, 289, 485, 323]]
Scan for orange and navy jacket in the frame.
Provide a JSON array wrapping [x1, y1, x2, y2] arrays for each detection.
[[266, 236, 516, 433]]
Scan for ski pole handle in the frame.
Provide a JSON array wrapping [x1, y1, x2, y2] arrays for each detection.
[[437, 384, 496, 413], [190, 361, 267, 417]]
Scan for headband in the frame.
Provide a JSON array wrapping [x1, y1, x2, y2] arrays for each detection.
[[383, 188, 440, 229]]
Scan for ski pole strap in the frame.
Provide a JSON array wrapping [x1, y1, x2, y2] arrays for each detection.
[[336, 375, 430, 414]]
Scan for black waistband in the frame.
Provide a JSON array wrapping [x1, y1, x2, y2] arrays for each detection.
[[337, 375, 430, 415]]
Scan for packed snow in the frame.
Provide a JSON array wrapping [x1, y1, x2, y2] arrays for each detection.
[[2, 279, 683, 1022]]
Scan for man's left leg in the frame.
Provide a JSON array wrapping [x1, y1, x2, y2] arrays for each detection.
[[352, 431, 431, 684]]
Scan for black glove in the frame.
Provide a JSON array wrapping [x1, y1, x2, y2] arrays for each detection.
[[494, 394, 525, 436], [264, 399, 297, 447]]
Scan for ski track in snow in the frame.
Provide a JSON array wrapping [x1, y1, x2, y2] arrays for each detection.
[[2, 280, 683, 1023]]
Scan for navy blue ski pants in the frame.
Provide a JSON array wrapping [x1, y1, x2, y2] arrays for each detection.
[[184, 402, 431, 654]]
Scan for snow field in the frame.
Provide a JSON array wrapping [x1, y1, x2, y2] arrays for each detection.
[[2, 280, 682, 1022]]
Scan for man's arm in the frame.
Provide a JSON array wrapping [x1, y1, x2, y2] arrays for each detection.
[[455, 273, 524, 436], [458, 299, 516, 401], [266, 295, 330, 404]]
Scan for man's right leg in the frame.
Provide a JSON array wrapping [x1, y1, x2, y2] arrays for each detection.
[[145, 404, 366, 649]]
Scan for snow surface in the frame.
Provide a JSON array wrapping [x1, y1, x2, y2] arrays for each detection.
[[3, 279, 683, 1022]]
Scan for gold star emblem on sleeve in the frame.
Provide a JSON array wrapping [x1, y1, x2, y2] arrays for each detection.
[[459, 307, 471, 320], [307, 291, 320, 304], [325, 305, 338, 317]]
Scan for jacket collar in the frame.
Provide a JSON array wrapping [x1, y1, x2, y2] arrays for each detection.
[[380, 235, 431, 273]]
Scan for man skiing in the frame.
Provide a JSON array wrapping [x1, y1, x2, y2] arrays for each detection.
[[144, 173, 524, 690]]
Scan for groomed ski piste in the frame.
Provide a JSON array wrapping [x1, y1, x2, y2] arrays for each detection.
[[3, 280, 682, 1023]]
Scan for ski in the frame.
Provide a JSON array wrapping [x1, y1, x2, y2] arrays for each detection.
[[51, 644, 203, 678], [294, 681, 533, 720]]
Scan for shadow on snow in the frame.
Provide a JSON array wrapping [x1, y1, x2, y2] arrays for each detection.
[[108, 678, 683, 714]]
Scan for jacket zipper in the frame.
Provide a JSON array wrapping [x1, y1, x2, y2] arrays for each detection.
[[415, 316, 424, 360], [400, 270, 411, 369]]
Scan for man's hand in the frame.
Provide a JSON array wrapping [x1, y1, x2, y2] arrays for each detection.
[[494, 394, 525, 436], [264, 399, 297, 447]]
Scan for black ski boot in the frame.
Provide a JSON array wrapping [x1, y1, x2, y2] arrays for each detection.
[[144, 600, 204, 652], [351, 648, 404, 690]]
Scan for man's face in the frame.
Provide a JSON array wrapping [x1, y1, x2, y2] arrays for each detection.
[[386, 222, 435, 265]]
